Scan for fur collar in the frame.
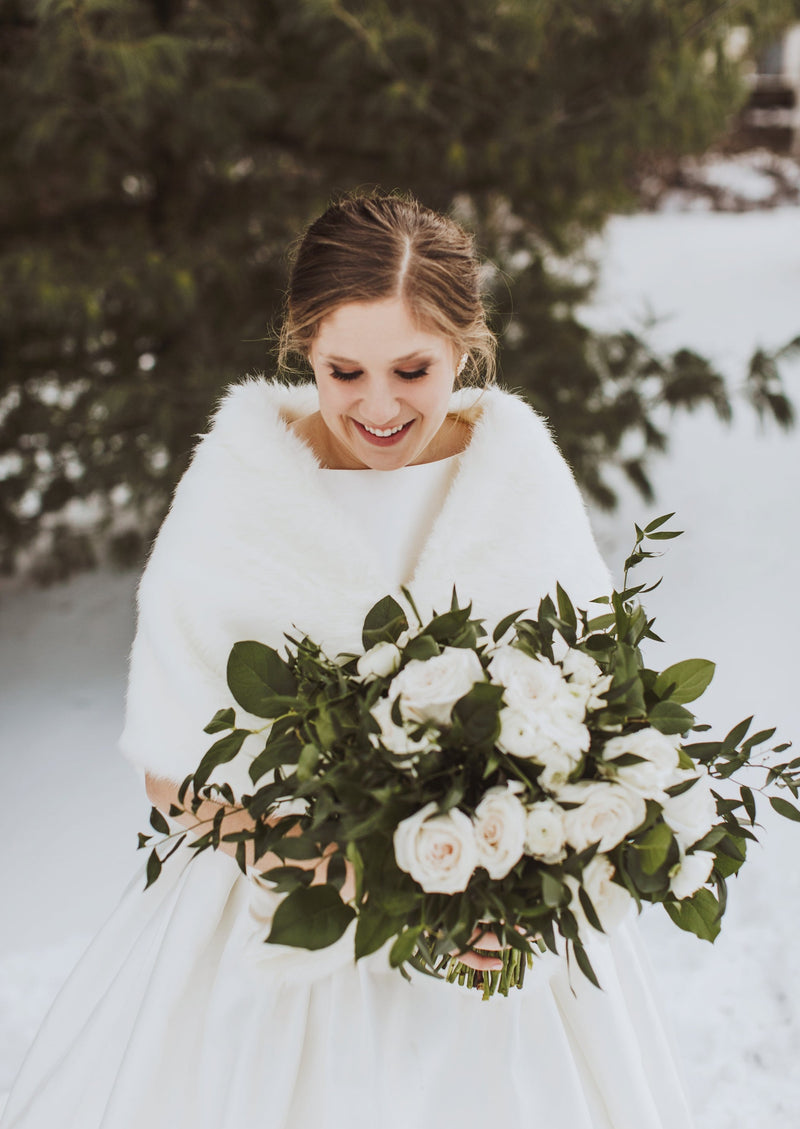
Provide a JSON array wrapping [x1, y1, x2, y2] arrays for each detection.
[[119, 377, 611, 791]]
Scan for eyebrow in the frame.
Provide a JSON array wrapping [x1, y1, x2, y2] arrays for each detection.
[[322, 350, 433, 366]]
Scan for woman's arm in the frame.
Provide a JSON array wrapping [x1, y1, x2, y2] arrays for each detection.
[[145, 773, 354, 898]]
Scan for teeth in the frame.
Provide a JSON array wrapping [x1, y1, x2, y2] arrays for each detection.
[[362, 422, 408, 437]]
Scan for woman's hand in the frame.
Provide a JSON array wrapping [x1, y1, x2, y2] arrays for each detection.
[[449, 923, 506, 972]]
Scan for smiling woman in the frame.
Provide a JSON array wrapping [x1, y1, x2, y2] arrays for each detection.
[[0, 192, 693, 1129]]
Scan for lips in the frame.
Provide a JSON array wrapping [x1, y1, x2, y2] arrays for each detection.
[[354, 419, 414, 446]]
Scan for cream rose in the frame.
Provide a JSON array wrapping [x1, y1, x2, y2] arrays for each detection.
[[662, 771, 718, 851], [369, 696, 439, 757], [490, 646, 581, 717], [473, 785, 527, 879], [393, 802, 478, 893], [388, 646, 485, 727], [599, 727, 681, 799], [568, 855, 633, 937], [357, 641, 401, 680], [560, 648, 613, 712], [557, 780, 647, 852], [669, 850, 715, 900], [523, 799, 568, 863]]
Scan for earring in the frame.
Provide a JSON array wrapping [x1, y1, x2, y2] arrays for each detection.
[[456, 353, 468, 377]]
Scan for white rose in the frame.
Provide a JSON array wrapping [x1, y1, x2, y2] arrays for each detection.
[[568, 855, 633, 937], [357, 640, 402, 680], [473, 785, 527, 879], [600, 727, 681, 799], [369, 696, 439, 757], [523, 799, 568, 863], [393, 802, 478, 894], [558, 781, 647, 852], [669, 850, 715, 900], [489, 646, 567, 709], [496, 704, 589, 766], [388, 646, 485, 727], [560, 649, 613, 711], [662, 772, 718, 851]]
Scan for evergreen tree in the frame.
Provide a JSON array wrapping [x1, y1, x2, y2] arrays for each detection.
[[1, 0, 797, 580]]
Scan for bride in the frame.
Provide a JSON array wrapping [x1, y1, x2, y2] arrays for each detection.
[[1, 191, 694, 1128]]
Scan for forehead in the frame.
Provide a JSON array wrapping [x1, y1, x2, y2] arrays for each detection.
[[312, 297, 452, 359]]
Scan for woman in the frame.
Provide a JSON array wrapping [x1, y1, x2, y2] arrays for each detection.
[[1, 193, 693, 1128]]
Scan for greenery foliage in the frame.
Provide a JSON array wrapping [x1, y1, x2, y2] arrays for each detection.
[[1, 0, 799, 579], [140, 519, 798, 996]]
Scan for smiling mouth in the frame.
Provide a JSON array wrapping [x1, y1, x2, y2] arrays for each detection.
[[354, 419, 414, 442]]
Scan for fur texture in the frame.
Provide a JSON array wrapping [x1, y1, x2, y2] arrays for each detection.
[[119, 377, 612, 796]]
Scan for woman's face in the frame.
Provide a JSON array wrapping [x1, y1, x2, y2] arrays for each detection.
[[307, 296, 462, 470]]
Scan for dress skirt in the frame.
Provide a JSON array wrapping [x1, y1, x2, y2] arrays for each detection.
[[0, 840, 693, 1129]]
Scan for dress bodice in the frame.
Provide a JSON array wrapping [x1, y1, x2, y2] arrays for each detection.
[[318, 454, 461, 591]]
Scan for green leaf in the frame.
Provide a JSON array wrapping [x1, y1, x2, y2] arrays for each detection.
[[249, 731, 302, 783], [355, 905, 403, 960], [149, 805, 170, 835], [643, 512, 676, 533], [193, 729, 249, 791], [556, 582, 577, 629], [144, 849, 162, 890], [648, 701, 695, 735], [137, 832, 152, 850], [769, 795, 800, 823], [723, 716, 753, 752], [267, 885, 355, 949], [389, 925, 423, 967], [633, 821, 675, 876], [296, 742, 320, 782], [663, 888, 721, 942], [362, 595, 409, 650], [572, 940, 601, 989], [227, 640, 297, 717], [492, 608, 527, 643], [402, 634, 440, 662], [541, 870, 567, 908], [254, 866, 313, 893], [451, 681, 503, 744], [203, 707, 236, 734], [654, 659, 715, 704]]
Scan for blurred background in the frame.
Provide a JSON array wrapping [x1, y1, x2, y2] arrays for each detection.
[[2, 2, 800, 1125]]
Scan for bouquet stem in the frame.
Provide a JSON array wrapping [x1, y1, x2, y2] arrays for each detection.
[[443, 945, 534, 1000]]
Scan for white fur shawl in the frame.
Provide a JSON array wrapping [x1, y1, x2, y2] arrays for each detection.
[[119, 377, 612, 797]]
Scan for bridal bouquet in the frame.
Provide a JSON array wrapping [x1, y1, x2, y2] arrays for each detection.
[[140, 516, 798, 997]]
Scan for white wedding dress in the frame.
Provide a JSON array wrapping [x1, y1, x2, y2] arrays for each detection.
[[1, 455, 694, 1129]]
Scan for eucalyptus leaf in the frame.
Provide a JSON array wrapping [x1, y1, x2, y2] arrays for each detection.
[[362, 595, 409, 650], [227, 640, 297, 716], [654, 659, 715, 705], [664, 888, 721, 942], [648, 701, 695, 736], [203, 707, 236, 734], [193, 729, 249, 791], [770, 795, 800, 823], [355, 905, 404, 960], [389, 926, 423, 967], [149, 805, 170, 835], [267, 885, 355, 949]]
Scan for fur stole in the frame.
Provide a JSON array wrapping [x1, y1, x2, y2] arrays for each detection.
[[119, 377, 612, 796]]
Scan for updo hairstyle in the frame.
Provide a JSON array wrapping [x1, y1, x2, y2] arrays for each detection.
[[278, 191, 496, 388]]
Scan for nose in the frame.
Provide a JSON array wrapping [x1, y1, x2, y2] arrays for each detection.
[[358, 375, 403, 427]]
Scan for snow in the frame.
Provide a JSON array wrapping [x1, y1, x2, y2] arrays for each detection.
[[2, 199, 800, 1125]]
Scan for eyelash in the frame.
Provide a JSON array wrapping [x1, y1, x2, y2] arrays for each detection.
[[330, 367, 429, 382]]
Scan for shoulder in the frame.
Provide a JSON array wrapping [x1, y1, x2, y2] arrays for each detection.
[[456, 383, 574, 473]]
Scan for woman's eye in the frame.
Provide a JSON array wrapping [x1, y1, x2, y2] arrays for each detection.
[[331, 368, 363, 381], [396, 367, 428, 380]]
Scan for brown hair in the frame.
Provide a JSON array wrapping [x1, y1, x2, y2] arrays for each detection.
[[277, 190, 496, 388]]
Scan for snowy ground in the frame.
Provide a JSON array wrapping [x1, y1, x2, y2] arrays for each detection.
[[1, 193, 799, 1125]]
